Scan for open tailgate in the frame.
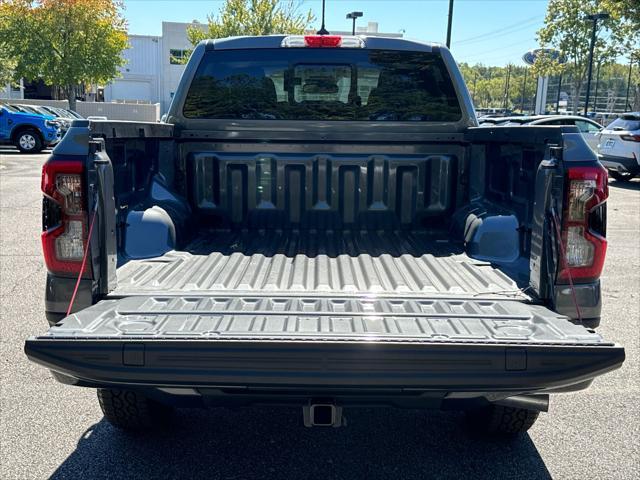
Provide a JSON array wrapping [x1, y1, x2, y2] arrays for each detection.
[[25, 295, 624, 391]]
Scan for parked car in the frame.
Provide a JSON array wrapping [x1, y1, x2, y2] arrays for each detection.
[[0, 103, 61, 153], [25, 35, 624, 437], [8, 103, 42, 115], [480, 115, 603, 152], [9, 103, 70, 138], [37, 105, 84, 121], [598, 112, 640, 181], [61, 108, 84, 120], [12, 104, 73, 137]]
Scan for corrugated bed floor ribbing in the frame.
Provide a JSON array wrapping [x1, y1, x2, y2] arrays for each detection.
[[113, 230, 527, 299]]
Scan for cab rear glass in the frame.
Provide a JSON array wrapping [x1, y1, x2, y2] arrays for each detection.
[[183, 49, 462, 122]]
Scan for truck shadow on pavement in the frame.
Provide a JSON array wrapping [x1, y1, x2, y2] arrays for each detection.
[[608, 179, 640, 191], [0, 148, 52, 155], [50, 407, 551, 480]]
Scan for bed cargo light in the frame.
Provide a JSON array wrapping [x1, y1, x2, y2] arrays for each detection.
[[281, 35, 365, 48]]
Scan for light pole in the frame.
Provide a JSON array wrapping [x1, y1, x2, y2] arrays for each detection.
[[446, 0, 454, 48], [583, 12, 609, 116], [503, 64, 512, 112], [521, 67, 528, 113], [472, 71, 478, 105], [593, 61, 601, 113], [346, 11, 363, 36], [555, 73, 563, 114], [624, 55, 635, 112]]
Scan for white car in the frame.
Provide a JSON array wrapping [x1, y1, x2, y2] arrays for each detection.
[[526, 116, 603, 152], [479, 115, 603, 152], [598, 113, 640, 181]]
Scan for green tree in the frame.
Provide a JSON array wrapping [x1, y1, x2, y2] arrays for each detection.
[[0, 7, 16, 87], [0, 43, 17, 87], [187, 0, 314, 51], [602, 0, 639, 58], [532, 0, 628, 113], [0, 0, 128, 110], [601, 0, 640, 110], [459, 63, 536, 112]]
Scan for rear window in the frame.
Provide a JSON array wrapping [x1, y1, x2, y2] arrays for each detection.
[[607, 116, 640, 132], [183, 49, 462, 122]]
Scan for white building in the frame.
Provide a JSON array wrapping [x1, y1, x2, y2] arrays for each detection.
[[104, 22, 206, 113], [105, 21, 401, 114], [0, 80, 24, 100], [325, 21, 403, 38]]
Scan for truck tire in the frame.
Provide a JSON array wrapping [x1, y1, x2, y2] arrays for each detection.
[[97, 388, 173, 431], [465, 404, 539, 437], [14, 129, 43, 154]]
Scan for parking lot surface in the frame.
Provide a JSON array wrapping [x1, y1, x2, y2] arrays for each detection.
[[1, 147, 638, 479]]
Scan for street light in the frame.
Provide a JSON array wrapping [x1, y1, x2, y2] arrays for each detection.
[[624, 54, 637, 112], [583, 12, 610, 116], [346, 11, 363, 36]]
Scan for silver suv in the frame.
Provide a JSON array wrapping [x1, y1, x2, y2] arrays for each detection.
[[598, 113, 640, 181]]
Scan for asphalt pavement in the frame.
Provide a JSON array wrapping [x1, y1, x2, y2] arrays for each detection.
[[1, 147, 638, 479]]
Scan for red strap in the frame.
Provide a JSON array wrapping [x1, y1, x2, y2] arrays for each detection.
[[66, 207, 99, 317]]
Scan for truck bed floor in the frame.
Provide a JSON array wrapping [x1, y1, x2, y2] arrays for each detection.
[[113, 230, 527, 300]]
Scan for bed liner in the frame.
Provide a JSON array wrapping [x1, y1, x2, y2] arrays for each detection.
[[26, 231, 625, 391], [114, 230, 528, 299]]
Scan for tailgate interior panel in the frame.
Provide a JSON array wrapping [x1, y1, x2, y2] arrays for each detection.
[[44, 295, 604, 344], [26, 294, 624, 390]]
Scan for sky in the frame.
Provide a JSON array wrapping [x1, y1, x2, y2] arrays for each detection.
[[122, 0, 551, 66]]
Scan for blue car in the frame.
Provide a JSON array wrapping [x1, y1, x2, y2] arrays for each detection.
[[0, 104, 61, 153]]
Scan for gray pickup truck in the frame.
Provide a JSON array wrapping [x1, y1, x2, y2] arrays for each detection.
[[26, 35, 624, 436]]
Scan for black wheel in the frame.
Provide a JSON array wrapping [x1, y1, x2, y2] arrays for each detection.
[[97, 388, 173, 432], [465, 404, 539, 437], [14, 129, 43, 153], [609, 170, 634, 182]]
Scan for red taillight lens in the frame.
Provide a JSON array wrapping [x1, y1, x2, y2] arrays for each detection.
[[620, 134, 640, 142], [41, 160, 89, 276], [304, 35, 342, 48], [559, 165, 608, 283]]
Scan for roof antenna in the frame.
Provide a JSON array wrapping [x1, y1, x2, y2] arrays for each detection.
[[317, 0, 329, 34]]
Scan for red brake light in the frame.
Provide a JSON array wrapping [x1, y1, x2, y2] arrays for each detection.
[[558, 165, 608, 283], [304, 35, 342, 48], [41, 159, 90, 277]]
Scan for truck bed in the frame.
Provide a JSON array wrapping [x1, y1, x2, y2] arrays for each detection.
[[113, 230, 527, 299]]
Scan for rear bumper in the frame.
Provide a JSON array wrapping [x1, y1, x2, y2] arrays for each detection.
[[599, 154, 640, 174], [554, 280, 601, 326], [24, 338, 624, 395]]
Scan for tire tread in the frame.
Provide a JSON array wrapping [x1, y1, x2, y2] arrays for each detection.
[[97, 388, 171, 431]]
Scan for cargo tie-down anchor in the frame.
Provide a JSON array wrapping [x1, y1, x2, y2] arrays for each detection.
[[303, 402, 344, 427]]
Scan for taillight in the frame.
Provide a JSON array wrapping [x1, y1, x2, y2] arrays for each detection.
[[558, 165, 608, 283], [41, 159, 89, 277], [620, 134, 640, 142]]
